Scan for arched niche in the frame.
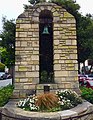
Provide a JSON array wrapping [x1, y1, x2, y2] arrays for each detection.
[[39, 10, 54, 83]]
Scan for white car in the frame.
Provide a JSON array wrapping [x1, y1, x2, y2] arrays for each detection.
[[85, 74, 93, 80]]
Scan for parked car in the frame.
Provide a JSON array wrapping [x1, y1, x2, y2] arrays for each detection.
[[84, 80, 93, 89], [85, 74, 93, 80], [0, 73, 11, 80], [0, 72, 5, 79], [78, 74, 86, 85]]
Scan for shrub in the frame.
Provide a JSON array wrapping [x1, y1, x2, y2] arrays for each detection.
[[0, 84, 14, 107], [40, 71, 48, 83], [80, 86, 93, 104], [35, 93, 59, 111], [17, 90, 83, 112], [56, 89, 82, 110], [17, 95, 38, 111], [0, 62, 5, 72]]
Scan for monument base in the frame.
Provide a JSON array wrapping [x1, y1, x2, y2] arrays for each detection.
[[0, 100, 93, 120]]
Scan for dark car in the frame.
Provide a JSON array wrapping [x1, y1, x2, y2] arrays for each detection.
[[0, 73, 11, 80]]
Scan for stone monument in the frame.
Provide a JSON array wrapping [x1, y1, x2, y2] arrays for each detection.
[[14, 2, 79, 98]]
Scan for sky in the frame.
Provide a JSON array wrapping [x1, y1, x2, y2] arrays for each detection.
[[0, 0, 93, 31]]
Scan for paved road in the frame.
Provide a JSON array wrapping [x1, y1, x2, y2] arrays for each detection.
[[0, 79, 12, 87]]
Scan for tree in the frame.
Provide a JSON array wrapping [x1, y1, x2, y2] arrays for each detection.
[[0, 17, 15, 68], [77, 14, 93, 73]]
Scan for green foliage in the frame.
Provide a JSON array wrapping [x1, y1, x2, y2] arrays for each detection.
[[80, 87, 93, 104], [0, 62, 5, 72], [0, 85, 14, 107], [28, 0, 39, 5], [57, 90, 82, 110], [17, 95, 38, 111], [0, 17, 15, 68], [40, 71, 48, 83], [77, 15, 93, 63], [28, 0, 46, 5]]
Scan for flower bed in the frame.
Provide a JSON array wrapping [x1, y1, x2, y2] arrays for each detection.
[[17, 89, 82, 112]]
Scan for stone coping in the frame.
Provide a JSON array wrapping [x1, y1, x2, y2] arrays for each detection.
[[1, 100, 93, 120]]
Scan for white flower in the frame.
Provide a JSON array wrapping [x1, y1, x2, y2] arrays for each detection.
[[60, 96, 63, 98], [29, 103, 32, 107], [17, 100, 23, 107], [67, 100, 70, 102], [61, 101, 64, 105], [30, 99, 34, 103]]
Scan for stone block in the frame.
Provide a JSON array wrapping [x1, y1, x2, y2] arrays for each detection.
[[16, 32, 19, 37], [31, 55, 39, 60], [16, 41, 21, 47], [55, 71, 68, 77], [21, 41, 27, 47], [37, 8, 41, 12], [15, 83, 24, 89], [19, 66, 27, 71], [66, 40, 72, 45], [54, 54, 60, 59], [64, 83, 71, 88], [19, 32, 27, 37], [26, 72, 39, 77], [36, 65, 39, 71], [27, 31, 33, 36], [32, 24, 38, 29], [69, 54, 77, 59], [36, 84, 44, 90], [72, 40, 77, 45], [75, 64, 78, 70], [33, 50, 39, 55], [33, 60, 39, 64], [32, 41, 39, 47], [54, 64, 61, 70], [54, 24, 60, 28], [54, 31, 60, 35], [19, 91, 26, 98], [57, 83, 65, 89], [24, 84, 36, 90], [51, 8, 56, 12], [55, 77, 66, 83], [54, 40, 59, 45], [53, 11, 59, 17], [50, 84, 58, 90], [20, 78, 28, 82], [16, 28, 24, 32], [15, 66, 18, 71], [68, 71, 78, 77], [54, 50, 62, 54], [15, 78, 20, 83], [15, 72, 26, 78], [20, 24, 31, 29], [36, 90, 44, 95], [64, 12, 73, 18], [67, 18, 76, 23]]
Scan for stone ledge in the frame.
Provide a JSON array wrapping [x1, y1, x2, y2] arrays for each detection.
[[1, 100, 93, 120]]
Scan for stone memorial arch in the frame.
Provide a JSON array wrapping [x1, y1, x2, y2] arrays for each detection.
[[14, 2, 79, 98]]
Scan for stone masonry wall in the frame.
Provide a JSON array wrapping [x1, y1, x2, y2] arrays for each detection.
[[14, 2, 79, 98]]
